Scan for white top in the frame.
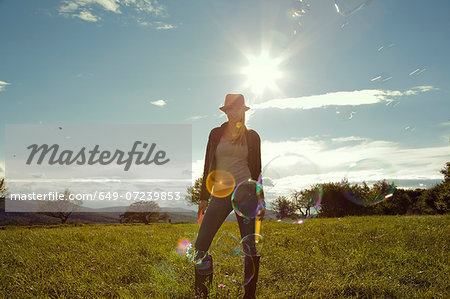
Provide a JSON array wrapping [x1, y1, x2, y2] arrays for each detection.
[[214, 136, 252, 191]]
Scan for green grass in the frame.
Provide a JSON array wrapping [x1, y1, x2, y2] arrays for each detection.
[[1, 215, 449, 298]]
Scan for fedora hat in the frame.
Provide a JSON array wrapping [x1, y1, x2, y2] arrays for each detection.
[[219, 94, 250, 112]]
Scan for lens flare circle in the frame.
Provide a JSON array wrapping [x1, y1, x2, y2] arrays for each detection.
[[175, 238, 191, 257], [206, 169, 236, 198]]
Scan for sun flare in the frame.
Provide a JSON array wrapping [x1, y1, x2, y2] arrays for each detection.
[[242, 51, 283, 95]]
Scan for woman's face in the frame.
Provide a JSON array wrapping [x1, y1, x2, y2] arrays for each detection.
[[225, 106, 245, 122]]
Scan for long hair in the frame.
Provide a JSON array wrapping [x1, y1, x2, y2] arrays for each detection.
[[230, 111, 247, 147]]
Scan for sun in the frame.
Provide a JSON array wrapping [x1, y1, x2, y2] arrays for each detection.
[[242, 51, 283, 95]]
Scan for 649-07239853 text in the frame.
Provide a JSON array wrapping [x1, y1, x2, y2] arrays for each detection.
[[9, 191, 182, 201]]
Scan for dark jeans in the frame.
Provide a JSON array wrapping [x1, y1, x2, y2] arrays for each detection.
[[194, 191, 258, 260]]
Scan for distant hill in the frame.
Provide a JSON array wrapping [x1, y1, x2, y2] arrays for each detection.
[[0, 198, 277, 225]]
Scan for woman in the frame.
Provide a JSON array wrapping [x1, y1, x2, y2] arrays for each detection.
[[192, 94, 266, 299]]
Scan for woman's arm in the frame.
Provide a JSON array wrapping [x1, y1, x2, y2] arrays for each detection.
[[199, 130, 213, 203], [255, 131, 264, 200], [254, 131, 266, 219]]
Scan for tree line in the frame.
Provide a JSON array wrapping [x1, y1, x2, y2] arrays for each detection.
[[185, 163, 449, 219], [1, 163, 448, 224], [270, 162, 449, 218]]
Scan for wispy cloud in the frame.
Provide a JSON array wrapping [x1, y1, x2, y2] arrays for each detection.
[[192, 136, 449, 192], [59, 0, 121, 16], [58, 0, 167, 26], [259, 137, 448, 186], [0, 81, 10, 92], [191, 159, 205, 182], [76, 10, 99, 22], [150, 99, 166, 107], [331, 136, 366, 142], [75, 72, 94, 78], [136, 20, 177, 29], [187, 115, 208, 121], [155, 22, 176, 30], [251, 86, 437, 110]]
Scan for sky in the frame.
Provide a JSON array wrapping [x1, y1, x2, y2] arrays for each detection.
[[1, 0, 449, 209]]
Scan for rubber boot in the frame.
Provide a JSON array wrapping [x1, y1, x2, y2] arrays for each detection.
[[194, 254, 213, 299], [242, 255, 261, 299]]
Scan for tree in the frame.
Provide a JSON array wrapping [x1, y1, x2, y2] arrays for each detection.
[[160, 212, 170, 222], [371, 189, 411, 215], [440, 162, 450, 183], [185, 176, 203, 206], [413, 163, 449, 215], [433, 163, 449, 213], [436, 182, 450, 213], [318, 182, 367, 217], [119, 201, 166, 224], [37, 188, 83, 223], [415, 184, 449, 215], [291, 185, 322, 217], [271, 196, 296, 219], [403, 189, 426, 214], [0, 177, 5, 200]]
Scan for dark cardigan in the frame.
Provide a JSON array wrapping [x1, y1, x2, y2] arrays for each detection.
[[199, 121, 263, 203]]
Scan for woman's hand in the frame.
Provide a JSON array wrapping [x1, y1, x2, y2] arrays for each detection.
[[257, 203, 266, 220], [198, 200, 208, 218]]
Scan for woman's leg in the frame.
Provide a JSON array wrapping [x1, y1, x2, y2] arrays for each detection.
[[236, 214, 257, 256], [194, 195, 233, 256], [235, 197, 261, 298], [193, 195, 233, 298]]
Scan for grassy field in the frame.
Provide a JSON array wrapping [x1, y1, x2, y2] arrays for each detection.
[[1, 215, 449, 298]]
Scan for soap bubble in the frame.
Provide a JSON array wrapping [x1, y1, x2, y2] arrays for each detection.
[[276, 213, 318, 224], [213, 232, 241, 263], [185, 236, 210, 265], [377, 43, 395, 52], [152, 260, 176, 280], [409, 68, 426, 76], [261, 153, 322, 224], [335, 106, 356, 121], [341, 159, 397, 206], [293, 21, 303, 35], [334, 0, 372, 17], [290, 0, 310, 18], [385, 100, 400, 108], [261, 153, 320, 202], [231, 179, 264, 220], [289, 0, 311, 35], [240, 233, 264, 257], [213, 232, 264, 287], [370, 73, 392, 83], [274, 185, 322, 224]]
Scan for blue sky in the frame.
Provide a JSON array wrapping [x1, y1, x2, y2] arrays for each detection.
[[1, 0, 449, 207]]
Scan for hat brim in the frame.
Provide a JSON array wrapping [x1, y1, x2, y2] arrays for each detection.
[[219, 106, 250, 112]]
